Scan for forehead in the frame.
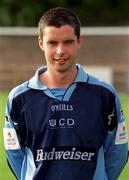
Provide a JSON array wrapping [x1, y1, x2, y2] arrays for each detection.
[[43, 25, 76, 40]]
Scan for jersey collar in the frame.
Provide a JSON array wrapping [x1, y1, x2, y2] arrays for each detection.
[[28, 64, 89, 90]]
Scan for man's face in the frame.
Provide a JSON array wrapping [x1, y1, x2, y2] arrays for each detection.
[[39, 25, 82, 73]]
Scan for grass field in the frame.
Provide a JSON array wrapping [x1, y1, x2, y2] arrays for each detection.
[[0, 91, 129, 180]]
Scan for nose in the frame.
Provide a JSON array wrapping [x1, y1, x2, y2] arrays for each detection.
[[56, 44, 65, 55]]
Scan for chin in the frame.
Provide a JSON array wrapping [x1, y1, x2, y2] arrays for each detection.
[[56, 65, 74, 73], [55, 66, 68, 72]]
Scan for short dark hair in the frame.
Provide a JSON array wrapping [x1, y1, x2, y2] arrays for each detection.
[[38, 7, 81, 39]]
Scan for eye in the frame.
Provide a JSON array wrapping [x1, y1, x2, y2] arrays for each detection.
[[47, 41, 58, 46], [64, 40, 74, 45]]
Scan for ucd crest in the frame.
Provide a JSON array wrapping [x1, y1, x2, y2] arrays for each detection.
[[49, 119, 56, 127]]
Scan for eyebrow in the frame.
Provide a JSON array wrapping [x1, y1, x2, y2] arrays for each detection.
[[46, 39, 75, 43]]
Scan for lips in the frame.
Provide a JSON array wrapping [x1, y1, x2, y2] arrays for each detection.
[[54, 58, 69, 64], [54, 58, 69, 61]]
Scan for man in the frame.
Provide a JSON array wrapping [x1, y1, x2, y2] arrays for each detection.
[[3, 7, 128, 180]]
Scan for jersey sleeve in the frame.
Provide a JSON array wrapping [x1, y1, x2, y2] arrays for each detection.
[[3, 91, 26, 179], [104, 93, 128, 180]]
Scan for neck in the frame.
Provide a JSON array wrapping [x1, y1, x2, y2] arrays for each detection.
[[39, 66, 77, 88]]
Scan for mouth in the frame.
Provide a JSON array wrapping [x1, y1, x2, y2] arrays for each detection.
[[54, 58, 69, 64]]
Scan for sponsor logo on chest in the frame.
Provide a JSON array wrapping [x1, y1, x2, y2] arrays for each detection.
[[35, 146, 96, 162]]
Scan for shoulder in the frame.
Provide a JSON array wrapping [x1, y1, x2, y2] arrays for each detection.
[[8, 81, 30, 102], [77, 64, 117, 97], [87, 74, 118, 97]]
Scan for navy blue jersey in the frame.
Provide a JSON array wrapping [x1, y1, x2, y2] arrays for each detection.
[[3, 65, 128, 180]]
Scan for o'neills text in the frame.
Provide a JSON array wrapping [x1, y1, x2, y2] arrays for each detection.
[[51, 104, 73, 112], [35, 147, 96, 162]]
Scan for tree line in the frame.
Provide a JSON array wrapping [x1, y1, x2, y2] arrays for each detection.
[[0, 0, 129, 26]]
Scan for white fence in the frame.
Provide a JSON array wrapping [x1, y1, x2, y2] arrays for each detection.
[[0, 26, 129, 36]]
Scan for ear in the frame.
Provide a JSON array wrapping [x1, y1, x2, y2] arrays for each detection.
[[77, 36, 84, 48], [38, 36, 44, 51]]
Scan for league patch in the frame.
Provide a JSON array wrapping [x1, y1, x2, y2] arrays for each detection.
[[115, 121, 128, 145], [3, 128, 20, 150]]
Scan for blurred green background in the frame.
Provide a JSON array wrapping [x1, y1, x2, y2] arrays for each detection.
[[0, 0, 129, 26]]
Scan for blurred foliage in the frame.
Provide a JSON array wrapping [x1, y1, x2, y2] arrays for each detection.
[[0, 0, 129, 26]]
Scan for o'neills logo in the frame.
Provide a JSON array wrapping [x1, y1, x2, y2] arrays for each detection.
[[51, 104, 73, 112], [35, 146, 96, 162]]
